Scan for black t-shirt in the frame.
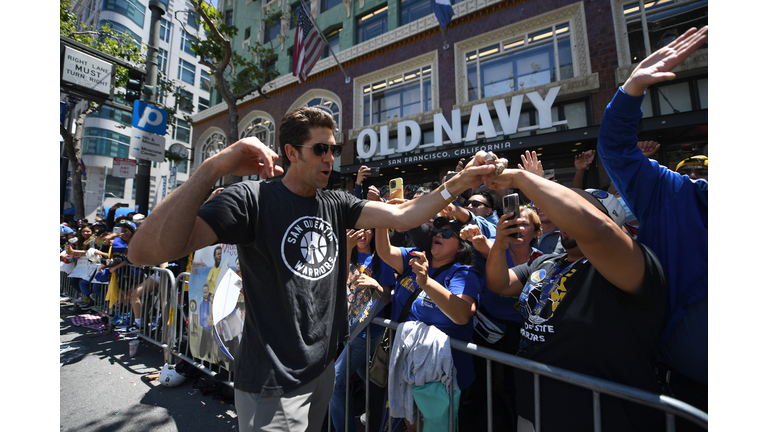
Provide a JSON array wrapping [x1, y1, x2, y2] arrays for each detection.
[[198, 180, 365, 396], [511, 245, 667, 432]]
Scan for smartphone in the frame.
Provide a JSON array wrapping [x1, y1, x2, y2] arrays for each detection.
[[503, 193, 523, 238], [369, 166, 380, 176], [389, 178, 404, 200], [118, 203, 130, 208]]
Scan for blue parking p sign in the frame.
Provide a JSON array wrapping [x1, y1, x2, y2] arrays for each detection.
[[132, 100, 168, 136]]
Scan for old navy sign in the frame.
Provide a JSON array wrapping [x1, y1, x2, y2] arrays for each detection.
[[356, 86, 567, 159]]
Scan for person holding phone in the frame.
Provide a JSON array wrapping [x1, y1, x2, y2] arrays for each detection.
[[353, 165, 372, 199]]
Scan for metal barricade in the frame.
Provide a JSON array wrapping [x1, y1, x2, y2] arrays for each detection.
[[353, 317, 708, 432]]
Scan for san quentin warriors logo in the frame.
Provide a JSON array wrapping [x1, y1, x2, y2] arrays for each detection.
[[281, 217, 339, 280]]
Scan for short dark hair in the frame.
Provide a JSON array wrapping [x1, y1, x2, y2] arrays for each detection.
[[472, 190, 496, 209], [280, 107, 337, 169]]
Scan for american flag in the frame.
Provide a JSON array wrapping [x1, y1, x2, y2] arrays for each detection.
[[292, 5, 326, 83]]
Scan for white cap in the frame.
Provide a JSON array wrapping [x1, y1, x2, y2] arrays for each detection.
[[585, 189, 626, 227]]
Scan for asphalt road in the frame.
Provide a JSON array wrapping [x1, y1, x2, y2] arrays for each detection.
[[59, 306, 239, 432]]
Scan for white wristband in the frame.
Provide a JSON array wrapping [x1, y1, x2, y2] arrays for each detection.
[[439, 184, 453, 201]]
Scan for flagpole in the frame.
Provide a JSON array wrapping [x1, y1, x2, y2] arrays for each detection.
[[297, 0, 351, 83], [438, 25, 449, 50]]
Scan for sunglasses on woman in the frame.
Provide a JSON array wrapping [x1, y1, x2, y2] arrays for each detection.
[[433, 227, 457, 239], [292, 142, 343, 157]]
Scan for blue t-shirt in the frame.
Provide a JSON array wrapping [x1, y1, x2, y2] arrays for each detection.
[[391, 247, 482, 389], [353, 251, 397, 338]]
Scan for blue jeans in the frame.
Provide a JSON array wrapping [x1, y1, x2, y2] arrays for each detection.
[[330, 324, 384, 432]]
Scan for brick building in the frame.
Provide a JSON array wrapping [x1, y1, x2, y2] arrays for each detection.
[[190, 0, 707, 192]]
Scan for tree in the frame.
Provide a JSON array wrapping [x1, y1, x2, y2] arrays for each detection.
[[60, 0, 191, 220], [177, 0, 279, 182]]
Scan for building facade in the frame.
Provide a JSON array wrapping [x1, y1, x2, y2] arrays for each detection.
[[63, 0, 212, 219], [191, 0, 708, 193]]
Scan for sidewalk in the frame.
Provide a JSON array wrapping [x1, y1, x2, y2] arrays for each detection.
[[60, 305, 239, 432]]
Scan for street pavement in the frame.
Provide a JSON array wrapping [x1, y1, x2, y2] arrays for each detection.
[[60, 306, 239, 432]]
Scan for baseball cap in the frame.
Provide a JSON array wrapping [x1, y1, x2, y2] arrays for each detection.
[[572, 188, 626, 227], [432, 216, 470, 237], [675, 155, 708, 172], [117, 220, 137, 234]]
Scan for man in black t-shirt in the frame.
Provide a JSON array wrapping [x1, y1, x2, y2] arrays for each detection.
[[128, 107, 496, 432], [483, 163, 666, 432]]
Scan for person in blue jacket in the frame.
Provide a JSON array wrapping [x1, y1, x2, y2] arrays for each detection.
[[596, 26, 708, 422]]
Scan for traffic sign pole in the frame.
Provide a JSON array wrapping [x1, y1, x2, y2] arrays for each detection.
[[135, 1, 166, 216]]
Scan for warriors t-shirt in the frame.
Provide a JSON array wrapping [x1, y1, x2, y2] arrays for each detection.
[[511, 244, 666, 431], [198, 180, 365, 396]]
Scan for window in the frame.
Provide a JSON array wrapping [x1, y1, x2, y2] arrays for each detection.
[[465, 23, 573, 101], [102, 0, 145, 28], [87, 105, 133, 127], [240, 117, 276, 152], [358, 6, 388, 43], [173, 158, 188, 174], [158, 48, 168, 73], [308, 97, 340, 133], [173, 118, 191, 143], [187, 11, 200, 31], [180, 30, 195, 56], [178, 58, 195, 85], [623, 0, 707, 64], [244, 26, 251, 40], [177, 89, 194, 113], [264, 57, 277, 82], [198, 97, 210, 112], [265, 15, 281, 42], [362, 66, 432, 126], [290, 2, 311, 29], [98, 19, 142, 45], [202, 132, 227, 161], [400, 0, 432, 25], [322, 0, 343, 13], [638, 75, 707, 118], [105, 175, 126, 199], [200, 70, 211, 92], [159, 19, 172, 43], [82, 127, 131, 157], [323, 28, 341, 59], [225, 10, 233, 26]]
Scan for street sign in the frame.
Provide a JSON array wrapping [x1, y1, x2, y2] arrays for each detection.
[[130, 129, 166, 163], [132, 101, 168, 136], [112, 157, 137, 178], [61, 45, 116, 98]]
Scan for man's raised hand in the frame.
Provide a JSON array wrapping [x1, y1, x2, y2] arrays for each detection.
[[637, 140, 661, 158], [623, 26, 708, 97]]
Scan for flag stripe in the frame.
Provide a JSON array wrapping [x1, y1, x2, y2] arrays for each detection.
[[292, 5, 327, 83]]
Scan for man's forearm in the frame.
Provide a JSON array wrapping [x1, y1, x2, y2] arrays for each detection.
[[128, 159, 222, 265], [393, 170, 475, 229]]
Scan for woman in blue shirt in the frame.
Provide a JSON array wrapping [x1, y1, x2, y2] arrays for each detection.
[[373, 216, 482, 431]]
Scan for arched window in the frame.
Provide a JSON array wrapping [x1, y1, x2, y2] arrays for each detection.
[[307, 97, 341, 132], [239, 117, 276, 153], [201, 132, 227, 187], [202, 132, 227, 161]]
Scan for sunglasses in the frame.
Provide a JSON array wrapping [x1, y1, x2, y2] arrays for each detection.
[[433, 227, 457, 239], [292, 142, 343, 157], [466, 200, 488, 208]]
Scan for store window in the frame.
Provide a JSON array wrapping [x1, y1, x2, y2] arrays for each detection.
[[465, 23, 573, 101], [362, 66, 432, 126], [102, 0, 145, 28], [178, 58, 196, 85], [358, 6, 388, 43], [401, 0, 432, 26], [623, 0, 707, 64]]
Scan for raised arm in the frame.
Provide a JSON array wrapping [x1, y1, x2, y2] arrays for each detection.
[[486, 167, 645, 294], [128, 137, 283, 265], [598, 26, 708, 220], [409, 251, 476, 325], [374, 226, 405, 275], [485, 213, 526, 296], [355, 157, 495, 231]]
